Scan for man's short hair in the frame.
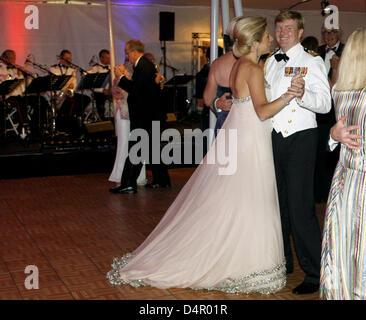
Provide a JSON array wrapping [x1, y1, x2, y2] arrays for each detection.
[[143, 52, 155, 63], [126, 40, 145, 53], [1, 49, 15, 59], [206, 46, 224, 60], [99, 49, 110, 58], [60, 49, 71, 58], [275, 11, 305, 30], [321, 26, 342, 37]]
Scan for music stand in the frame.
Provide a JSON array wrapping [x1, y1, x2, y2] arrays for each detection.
[[77, 72, 110, 91], [77, 72, 110, 122], [25, 75, 72, 136], [165, 75, 193, 120], [0, 79, 24, 95], [165, 75, 193, 87], [0, 79, 24, 137], [25, 75, 71, 94]]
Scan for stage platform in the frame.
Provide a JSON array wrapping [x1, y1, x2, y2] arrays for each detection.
[[0, 118, 202, 180]]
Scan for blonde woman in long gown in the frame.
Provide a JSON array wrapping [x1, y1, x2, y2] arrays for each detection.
[[108, 63, 146, 186], [107, 17, 305, 294]]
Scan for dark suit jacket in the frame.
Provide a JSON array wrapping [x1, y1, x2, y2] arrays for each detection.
[[118, 55, 159, 130], [318, 42, 345, 79], [317, 43, 345, 126]]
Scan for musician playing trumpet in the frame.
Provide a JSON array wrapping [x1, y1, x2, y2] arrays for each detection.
[[50, 49, 90, 133], [0, 50, 28, 134], [0, 50, 25, 95], [50, 50, 77, 91]]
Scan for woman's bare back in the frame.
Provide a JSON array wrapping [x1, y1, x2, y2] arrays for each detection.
[[229, 57, 257, 99], [212, 51, 236, 87]]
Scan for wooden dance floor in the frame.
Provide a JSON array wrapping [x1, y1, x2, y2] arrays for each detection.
[[0, 168, 325, 300]]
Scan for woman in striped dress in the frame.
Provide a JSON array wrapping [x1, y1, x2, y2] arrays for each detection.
[[320, 28, 366, 300]]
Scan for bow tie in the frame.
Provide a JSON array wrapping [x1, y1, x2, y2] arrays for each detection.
[[102, 65, 109, 70], [7, 66, 15, 70], [274, 53, 289, 63], [326, 46, 337, 53]]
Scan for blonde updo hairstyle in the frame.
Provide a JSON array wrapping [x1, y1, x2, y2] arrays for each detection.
[[232, 16, 267, 58], [226, 16, 243, 40]]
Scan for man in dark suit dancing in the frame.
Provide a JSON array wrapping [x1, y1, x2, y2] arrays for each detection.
[[109, 40, 170, 194]]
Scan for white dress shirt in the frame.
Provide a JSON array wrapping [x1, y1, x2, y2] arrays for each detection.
[[328, 135, 338, 151], [0, 63, 25, 97], [265, 43, 331, 137], [324, 41, 340, 74], [134, 55, 142, 67]]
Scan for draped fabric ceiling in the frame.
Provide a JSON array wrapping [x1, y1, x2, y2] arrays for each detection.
[[0, 0, 365, 85]]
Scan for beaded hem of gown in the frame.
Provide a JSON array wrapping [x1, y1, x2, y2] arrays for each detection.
[[107, 254, 286, 295], [107, 82, 286, 295]]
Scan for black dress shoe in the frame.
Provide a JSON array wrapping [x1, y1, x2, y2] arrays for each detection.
[[109, 186, 137, 194], [292, 282, 319, 295], [145, 183, 171, 189]]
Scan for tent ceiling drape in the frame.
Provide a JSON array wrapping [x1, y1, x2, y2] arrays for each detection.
[[1, 0, 366, 85], [10, 0, 366, 12]]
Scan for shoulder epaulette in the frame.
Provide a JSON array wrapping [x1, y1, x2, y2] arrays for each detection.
[[304, 47, 318, 57]]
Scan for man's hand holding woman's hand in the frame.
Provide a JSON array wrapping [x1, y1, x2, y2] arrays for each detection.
[[287, 72, 305, 99]]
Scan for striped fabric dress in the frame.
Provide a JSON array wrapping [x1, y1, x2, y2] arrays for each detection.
[[320, 88, 366, 300]]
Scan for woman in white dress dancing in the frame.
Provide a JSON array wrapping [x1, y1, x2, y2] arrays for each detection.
[[108, 62, 146, 186], [107, 16, 305, 294]]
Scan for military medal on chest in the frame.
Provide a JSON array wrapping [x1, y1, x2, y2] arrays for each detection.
[[284, 67, 308, 77]]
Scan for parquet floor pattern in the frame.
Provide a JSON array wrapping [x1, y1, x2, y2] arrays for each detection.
[[0, 168, 326, 300]]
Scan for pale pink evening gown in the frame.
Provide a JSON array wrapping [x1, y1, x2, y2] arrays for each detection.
[[107, 84, 286, 294]]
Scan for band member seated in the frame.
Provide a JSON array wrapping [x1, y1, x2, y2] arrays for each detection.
[[88, 49, 111, 120], [50, 49, 91, 133], [0, 50, 28, 135]]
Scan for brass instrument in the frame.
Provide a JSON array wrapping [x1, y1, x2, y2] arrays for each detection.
[[0, 56, 33, 78], [154, 64, 165, 89], [54, 77, 75, 110], [51, 55, 77, 110]]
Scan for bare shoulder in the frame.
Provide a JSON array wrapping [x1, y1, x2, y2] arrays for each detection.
[[239, 59, 262, 76], [212, 52, 235, 67], [222, 51, 236, 63]]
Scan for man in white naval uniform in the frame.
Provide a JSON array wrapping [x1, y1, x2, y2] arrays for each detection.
[[50, 50, 90, 133], [88, 49, 111, 120], [0, 50, 27, 134], [265, 11, 331, 295]]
